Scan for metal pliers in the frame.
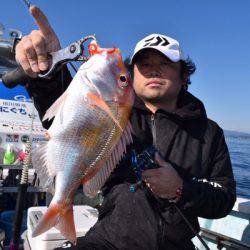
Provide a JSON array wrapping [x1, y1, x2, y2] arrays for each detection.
[[2, 35, 97, 88], [39, 35, 97, 78]]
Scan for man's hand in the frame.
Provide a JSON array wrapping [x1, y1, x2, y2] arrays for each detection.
[[15, 5, 61, 78], [142, 153, 183, 199]]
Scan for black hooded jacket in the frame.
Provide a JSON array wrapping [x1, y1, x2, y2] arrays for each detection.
[[25, 68, 236, 249]]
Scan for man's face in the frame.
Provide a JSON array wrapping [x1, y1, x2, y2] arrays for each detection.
[[133, 49, 183, 105]]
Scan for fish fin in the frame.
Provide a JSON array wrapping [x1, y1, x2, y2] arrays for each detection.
[[83, 122, 133, 197], [87, 92, 122, 131], [32, 203, 76, 245], [32, 203, 59, 236], [43, 90, 68, 121], [32, 142, 54, 188], [55, 206, 76, 244]]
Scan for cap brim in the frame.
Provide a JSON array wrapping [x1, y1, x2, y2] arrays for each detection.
[[130, 47, 181, 64]]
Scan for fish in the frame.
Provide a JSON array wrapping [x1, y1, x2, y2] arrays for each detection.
[[31, 41, 134, 244]]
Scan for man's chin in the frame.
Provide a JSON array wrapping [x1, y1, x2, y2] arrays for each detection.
[[141, 94, 164, 104], [140, 91, 178, 104]]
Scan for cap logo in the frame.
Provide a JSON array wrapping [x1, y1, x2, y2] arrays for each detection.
[[143, 36, 169, 47]]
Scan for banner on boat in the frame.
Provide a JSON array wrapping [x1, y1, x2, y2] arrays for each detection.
[[0, 82, 45, 164]]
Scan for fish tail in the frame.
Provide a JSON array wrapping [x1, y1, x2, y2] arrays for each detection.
[[32, 203, 76, 245]]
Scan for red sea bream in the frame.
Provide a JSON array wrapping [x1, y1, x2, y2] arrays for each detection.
[[31, 41, 134, 244]]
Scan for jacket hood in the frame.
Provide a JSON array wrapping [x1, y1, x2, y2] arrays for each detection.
[[133, 89, 207, 120]]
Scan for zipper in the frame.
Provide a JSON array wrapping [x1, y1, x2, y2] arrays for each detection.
[[151, 113, 167, 247], [151, 114, 156, 146]]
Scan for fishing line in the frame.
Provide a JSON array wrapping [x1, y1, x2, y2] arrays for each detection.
[[173, 203, 210, 250], [69, 62, 77, 73]]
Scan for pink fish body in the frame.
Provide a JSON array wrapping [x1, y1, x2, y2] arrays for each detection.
[[32, 42, 134, 244]]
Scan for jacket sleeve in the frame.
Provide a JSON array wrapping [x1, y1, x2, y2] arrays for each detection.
[[177, 128, 236, 219], [25, 66, 72, 129]]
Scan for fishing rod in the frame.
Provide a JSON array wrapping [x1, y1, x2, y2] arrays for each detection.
[[130, 147, 210, 250]]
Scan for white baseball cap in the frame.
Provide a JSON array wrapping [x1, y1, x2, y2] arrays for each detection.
[[130, 33, 184, 64]]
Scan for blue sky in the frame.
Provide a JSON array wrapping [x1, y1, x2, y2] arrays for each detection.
[[1, 0, 250, 132]]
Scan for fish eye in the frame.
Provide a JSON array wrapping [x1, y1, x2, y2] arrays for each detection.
[[120, 75, 127, 82], [118, 75, 129, 89]]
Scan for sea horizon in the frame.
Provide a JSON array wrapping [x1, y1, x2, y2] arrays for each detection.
[[224, 129, 250, 136]]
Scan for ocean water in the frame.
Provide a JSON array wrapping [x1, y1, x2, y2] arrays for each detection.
[[224, 130, 250, 199]]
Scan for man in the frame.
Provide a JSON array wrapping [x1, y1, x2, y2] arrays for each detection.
[[15, 6, 236, 250]]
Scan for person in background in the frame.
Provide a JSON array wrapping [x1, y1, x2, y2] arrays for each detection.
[[15, 5, 236, 250]]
